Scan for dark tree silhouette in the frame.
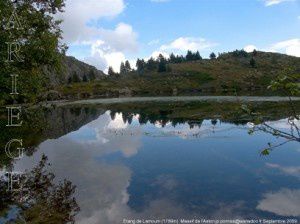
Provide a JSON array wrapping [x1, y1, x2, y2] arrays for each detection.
[[120, 62, 126, 74], [125, 60, 131, 73], [82, 74, 88, 82], [88, 69, 96, 80], [72, 72, 80, 82], [136, 59, 146, 74], [157, 54, 167, 72], [0, 155, 80, 223], [169, 53, 176, 63], [146, 57, 157, 71], [195, 51, 202, 60], [186, 50, 194, 61], [108, 66, 116, 76], [210, 52, 216, 59]]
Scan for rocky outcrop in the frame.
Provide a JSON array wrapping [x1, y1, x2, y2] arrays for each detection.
[[62, 56, 105, 82], [43, 55, 105, 86]]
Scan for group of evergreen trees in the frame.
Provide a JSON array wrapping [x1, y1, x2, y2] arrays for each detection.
[[134, 50, 204, 74], [184, 50, 202, 61], [109, 49, 257, 76], [135, 50, 214, 74], [218, 49, 257, 68], [120, 60, 132, 74], [107, 60, 132, 76], [68, 69, 97, 83]]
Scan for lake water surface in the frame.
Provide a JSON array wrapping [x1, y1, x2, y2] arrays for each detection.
[[1, 98, 300, 223]]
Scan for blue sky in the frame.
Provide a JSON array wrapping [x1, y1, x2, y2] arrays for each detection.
[[59, 0, 300, 72]]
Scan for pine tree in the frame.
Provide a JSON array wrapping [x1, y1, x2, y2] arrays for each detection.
[[125, 60, 131, 73], [210, 52, 216, 59], [195, 51, 202, 60], [157, 54, 167, 72], [88, 69, 96, 80], [72, 72, 80, 82], [146, 57, 157, 71], [136, 59, 146, 74], [169, 53, 176, 63], [120, 62, 126, 74], [82, 74, 88, 82], [178, 55, 185, 63], [108, 66, 115, 76], [186, 50, 193, 61]]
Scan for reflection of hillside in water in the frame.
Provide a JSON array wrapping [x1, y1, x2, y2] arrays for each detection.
[[0, 106, 106, 166], [0, 101, 299, 223], [1, 101, 298, 158]]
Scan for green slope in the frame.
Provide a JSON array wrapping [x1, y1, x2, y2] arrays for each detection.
[[56, 51, 300, 100]]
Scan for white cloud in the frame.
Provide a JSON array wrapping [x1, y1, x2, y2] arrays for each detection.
[[58, 0, 125, 43], [160, 37, 217, 53], [98, 23, 138, 53], [82, 23, 138, 73], [263, 0, 295, 6], [266, 39, 300, 57], [243, 39, 300, 57], [257, 188, 300, 216], [150, 51, 170, 59], [58, 0, 138, 73], [84, 40, 126, 73], [244, 45, 257, 53]]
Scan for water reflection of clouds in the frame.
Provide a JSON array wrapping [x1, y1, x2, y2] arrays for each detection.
[[257, 163, 300, 217], [68, 112, 240, 144], [14, 137, 132, 224], [257, 188, 300, 217], [10, 112, 300, 223], [67, 112, 142, 157], [151, 174, 178, 191], [12, 112, 250, 223], [266, 118, 300, 130], [107, 112, 129, 130], [266, 163, 300, 179], [13, 137, 247, 224]]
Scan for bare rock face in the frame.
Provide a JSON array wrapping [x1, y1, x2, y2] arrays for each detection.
[[62, 56, 105, 82], [43, 56, 105, 86]]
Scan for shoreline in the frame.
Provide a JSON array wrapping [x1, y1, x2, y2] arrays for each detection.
[[52, 95, 300, 106], [2, 95, 300, 109]]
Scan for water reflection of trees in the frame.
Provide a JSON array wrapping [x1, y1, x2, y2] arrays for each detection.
[[108, 101, 298, 128], [0, 101, 298, 169], [0, 155, 79, 223], [107, 100, 299, 154], [110, 110, 204, 128]]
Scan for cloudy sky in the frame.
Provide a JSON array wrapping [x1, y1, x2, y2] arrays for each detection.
[[57, 0, 300, 73]]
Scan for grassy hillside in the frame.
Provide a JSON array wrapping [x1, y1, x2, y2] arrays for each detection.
[[54, 51, 300, 100]]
